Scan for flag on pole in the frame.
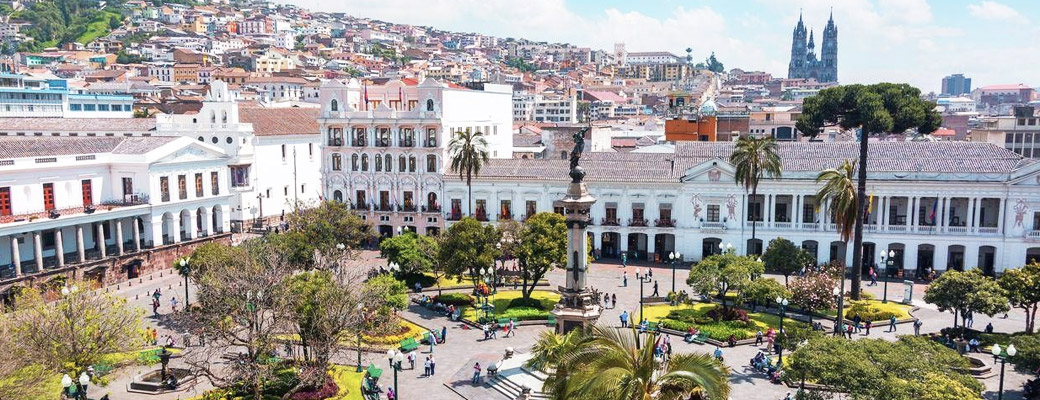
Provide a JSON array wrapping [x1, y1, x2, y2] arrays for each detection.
[[866, 190, 874, 216], [928, 196, 939, 224], [363, 82, 369, 110]]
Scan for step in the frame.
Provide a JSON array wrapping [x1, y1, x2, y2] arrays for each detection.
[[488, 372, 549, 400]]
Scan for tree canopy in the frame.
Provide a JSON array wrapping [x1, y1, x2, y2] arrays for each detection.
[[924, 270, 1009, 328], [761, 237, 813, 285], [796, 83, 942, 140], [705, 51, 725, 73], [284, 200, 373, 265], [686, 250, 764, 308], [997, 262, 1040, 333], [437, 217, 500, 283], [789, 270, 837, 324], [516, 212, 568, 299], [379, 231, 438, 276]]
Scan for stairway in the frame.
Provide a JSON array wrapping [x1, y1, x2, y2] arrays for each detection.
[[486, 353, 550, 400]]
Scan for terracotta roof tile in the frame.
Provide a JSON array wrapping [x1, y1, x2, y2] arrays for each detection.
[[0, 136, 176, 158], [0, 118, 157, 132], [238, 106, 320, 136]]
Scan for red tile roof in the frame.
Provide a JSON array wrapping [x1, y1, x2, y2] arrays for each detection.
[[238, 106, 320, 136]]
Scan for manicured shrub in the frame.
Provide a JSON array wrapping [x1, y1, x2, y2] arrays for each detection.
[[705, 306, 750, 323], [290, 374, 339, 400], [433, 293, 474, 306], [401, 272, 437, 288], [843, 301, 905, 322], [508, 297, 547, 310], [1010, 334, 1040, 371]]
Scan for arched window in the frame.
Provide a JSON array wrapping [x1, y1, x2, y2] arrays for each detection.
[[426, 99, 434, 111], [222, 110, 228, 123], [197, 136, 204, 141], [399, 155, 406, 172], [333, 190, 343, 203], [426, 155, 437, 173], [361, 154, 369, 171], [428, 192, 438, 210], [210, 111, 216, 123], [331, 99, 339, 112], [351, 154, 359, 171], [331, 153, 342, 171], [374, 154, 382, 171], [408, 156, 416, 172], [384, 154, 392, 172]]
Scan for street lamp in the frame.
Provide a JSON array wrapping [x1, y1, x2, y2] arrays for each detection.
[[356, 303, 365, 372], [833, 285, 845, 336], [992, 344, 1017, 400], [386, 349, 403, 399], [635, 268, 653, 326], [388, 261, 400, 277], [179, 257, 190, 308], [776, 297, 789, 365], [668, 251, 681, 295], [883, 249, 895, 303]]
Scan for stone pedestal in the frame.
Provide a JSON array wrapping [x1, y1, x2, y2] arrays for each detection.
[[552, 178, 601, 334]]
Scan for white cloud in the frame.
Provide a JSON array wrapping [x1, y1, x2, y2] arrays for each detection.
[[968, 1, 1028, 24]]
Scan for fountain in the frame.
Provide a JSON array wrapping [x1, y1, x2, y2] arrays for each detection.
[[127, 347, 194, 394]]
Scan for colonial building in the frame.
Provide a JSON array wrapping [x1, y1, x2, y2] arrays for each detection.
[[787, 12, 837, 83], [317, 77, 513, 237], [0, 135, 234, 298], [443, 141, 1040, 277]]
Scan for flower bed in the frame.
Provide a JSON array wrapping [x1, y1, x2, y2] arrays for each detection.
[[460, 290, 560, 323], [642, 303, 801, 341], [362, 319, 429, 347]]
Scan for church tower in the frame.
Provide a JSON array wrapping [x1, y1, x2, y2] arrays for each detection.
[[820, 10, 839, 83], [787, 11, 808, 79]]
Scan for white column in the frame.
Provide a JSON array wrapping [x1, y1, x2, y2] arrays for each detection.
[[201, 208, 212, 236], [133, 218, 142, 251], [115, 219, 125, 255], [96, 224, 107, 258], [942, 197, 951, 228], [172, 213, 182, 243], [33, 231, 43, 272], [10, 236, 21, 277], [997, 198, 1006, 234], [76, 225, 85, 262], [55, 229, 65, 267]]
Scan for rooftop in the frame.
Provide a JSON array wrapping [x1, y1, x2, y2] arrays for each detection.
[[238, 106, 320, 136], [0, 136, 178, 159], [0, 118, 157, 132]]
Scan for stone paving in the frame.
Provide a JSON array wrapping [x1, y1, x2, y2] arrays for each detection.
[[87, 250, 1035, 400]]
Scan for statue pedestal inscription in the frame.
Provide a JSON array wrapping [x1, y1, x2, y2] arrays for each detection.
[[551, 129, 601, 334]]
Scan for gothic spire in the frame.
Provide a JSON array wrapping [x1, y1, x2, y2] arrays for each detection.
[[808, 29, 815, 48]]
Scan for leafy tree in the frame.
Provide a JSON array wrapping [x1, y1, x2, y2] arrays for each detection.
[[525, 329, 582, 372], [797, 83, 942, 300], [705, 51, 724, 73], [745, 277, 791, 312], [364, 274, 408, 311], [686, 250, 764, 309], [6, 281, 144, 397], [285, 200, 374, 264], [789, 270, 837, 325], [186, 241, 247, 278], [924, 270, 1009, 328], [116, 50, 146, 64], [516, 212, 567, 300], [0, 318, 50, 399], [505, 57, 536, 72], [379, 231, 438, 276], [543, 326, 730, 400], [998, 262, 1040, 333], [730, 136, 781, 252], [761, 237, 812, 286], [437, 217, 500, 284], [448, 128, 490, 217]]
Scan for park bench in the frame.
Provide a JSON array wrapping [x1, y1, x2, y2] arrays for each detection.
[[362, 369, 382, 400], [691, 332, 710, 344], [399, 337, 419, 352], [366, 363, 383, 379], [547, 314, 556, 325], [646, 321, 660, 333]]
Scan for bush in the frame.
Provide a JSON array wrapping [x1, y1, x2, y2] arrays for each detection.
[[508, 297, 547, 310], [401, 272, 436, 289], [433, 293, 474, 306], [290, 374, 339, 400], [843, 301, 904, 322], [660, 318, 692, 332], [697, 322, 752, 341], [495, 306, 550, 322], [705, 306, 750, 323], [1010, 334, 1040, 371]]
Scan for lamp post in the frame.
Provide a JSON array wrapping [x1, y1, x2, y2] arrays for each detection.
[[386, 349, 403, 399], [635, 268, 653, 324], [776, 297, 789, 365], [388, 261, 400, 278], [833, 285, 845, 336], [179, 257, 190, 308], [668, 251, 681, 295], [61, 374, 73, 399], [992, 343, 1017, 400], [883, 249, 894, 303], [60, 285, 89, 400], [356, 303, 365, 372]]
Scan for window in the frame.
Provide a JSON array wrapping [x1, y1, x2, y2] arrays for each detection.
[[403, 191, 414, 210], [525, 201, 536, 218], [408, 156, 416, 172], [111, 104, 123, 111], [98, 104, 110, 111], [351, 154, 359, 171], [361, 154, 369, 171], [195, 173, 204, 197], [355, 190, 367, 209], [43, 183, 54, 211], [450, 199, 462, 217], [425, 128, 437, 147], [328, 127, 343, 146], [160, 177, 170, 201], [331, 99, 339, 111], [69, 104, 82, 111], [301, 184, 305, 193], [426, 99, 434, 111], [122, 177, 133, 198], [308, 143, 313, 157], [707, 205, 720, 222], [226, 137, 233, 144], [378, 128, 390, 147], [332, 154, 342, 171], [747, 195, 763, 222], [211, 137, 218, 144], [353, 128, 366, 146], [81, 179, 93, 205], [500, 200, 511, 219], [178, 175, 187, 199], [284, 186, 289, 196], [475, 199, 487, 218], [384, 154, 392, 172], [0, 187, 10, 216], [379, 191, 390, 211], [374, 154, 382, 171], [281, 144, 287, 160], [333, 190, 343, 202], [426, 155, 437, 173], [399, 155, 406, 172], [84, 104, 96, 111], [400, 128, 414, 147], [230, 166, 250, 187], [211, 171, 219, 195]]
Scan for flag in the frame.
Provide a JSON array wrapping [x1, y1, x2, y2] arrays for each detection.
[[928, 196, 939, 224], [866, 190, 874, 216], [363, 82, 369, 110]]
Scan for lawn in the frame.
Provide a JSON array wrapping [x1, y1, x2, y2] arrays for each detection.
[[819, 300, 914, 322], [640, 303, 805, 341], [460, 290, 560, 323], [76, 11, 121, 44], [6, 347, 185, 400], [277, 319, 432, 350], [189, 365, 364, 400], [328, 365, 365, 400]]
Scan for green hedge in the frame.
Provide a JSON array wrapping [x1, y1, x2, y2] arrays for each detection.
[[401, 272, 437, 288], [433, 293, 474, 306], [507, 297, 547, 310], [843, 301, 904, 322], [1010, 334, 1040, 371], [494, 306, 551, 322]]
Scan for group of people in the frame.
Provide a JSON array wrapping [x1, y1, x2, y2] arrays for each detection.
[[148, 288, 179, 316], [601, 292, 618, 309], [481, 320, 516, 340]]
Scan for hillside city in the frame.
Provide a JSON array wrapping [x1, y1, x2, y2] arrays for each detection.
[[0, 0, 1039, 399]]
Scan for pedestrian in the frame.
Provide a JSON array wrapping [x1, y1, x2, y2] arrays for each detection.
[[170, 296, 179, 313], [889, 315, 897, 332], [755, 330, 763, 346], [985, 322, 994, 334], [652, 281, 659, 297], [620, 310, 629, 328], [869, 266, 877, 286], [153, 288, 162, 301], [603, 293, 610, 308], [424, 356, 431, 376], [913, 319, 922, 336], [414, 282, 422, 293], [472, 362, 481, 384], [152, 298, 159, 316], [865, 320, 872, 336], [408, 350, 416, 370], [490, 323, 498, 339], [387, 387, 396, 400], [429, 330, 436, 353], [965, 312, 974, 328], [482, 323, 489, 340], [853, 314, 861, 333], [648, 268, 653, 279], [506, 319, 516, 337], [846, 323, 854, 339], [441, 326, 447, 343], [611, 293, 617, 309], [150, 328, 158, 346], [622, 252, 628, 268], [623, 271, 628, 287], [430, 355, 436, 375], [284, 341, 294, 359]]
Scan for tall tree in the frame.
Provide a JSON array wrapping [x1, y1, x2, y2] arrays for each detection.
[[998, 262, 1040, 333], [6, 281, 144, 397], [761, 237, 812, 286], [730, 136, 782, 254], [686, 250, 764, 310], [543, 325, 730, 400], [789, 270, 837, 325], [814, 160, 858, 329], [379, 231, 438, 276], [448, 128, 490, 217], [924, 270, 1009, 329], [284, 200, 374, 265], [797, 83, 941, 300], [516, 212, 567, 300], [436, 217, 500, 285]]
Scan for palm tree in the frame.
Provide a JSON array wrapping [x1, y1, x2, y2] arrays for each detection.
[[815, 159, 859, 334], [448, 128, 489, 217], [730, 136, 782, 254], [541, 325, 730, 400], [525, 329, 582, 372]]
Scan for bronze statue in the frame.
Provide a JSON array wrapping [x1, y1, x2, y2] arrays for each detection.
[[568, 127, 589, 183]]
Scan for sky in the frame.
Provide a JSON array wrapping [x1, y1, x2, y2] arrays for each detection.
[[279, 0, 1040, 93]]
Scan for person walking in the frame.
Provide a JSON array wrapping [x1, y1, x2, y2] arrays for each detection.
[[603, 293, 610, 308], [622, 252, 628, 268], [611, 293, 617, 309], [623, 271, 628, 287], [888, 315, 897, 332], [170, 297, 179, 313], [152, 298, 160, 316], [408, 350, 416, 370], [965, 312, 974, 328], [651, 281, 659, 297], [386, 387, 396, 400], [755, 330, 764, 346], [424, 356, 432, 376], [648, 268, 653, 279], [430, 355, 436, 376], [506, 319, 516, 337], [441, 326, 447, 343], [482, 323, 489, 340], [472, 362, 481, 384], [852, 314, 861, 333], [620, 310, 629, 328], [913, 319, 922, 336], [429, 330, 436, 353], [868, 266, 877, 286], [865, 320, 872, 336]]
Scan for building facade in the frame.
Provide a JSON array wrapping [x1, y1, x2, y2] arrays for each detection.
[[442, 142, 1040, 277], [941, 74, 972, 96], [1, 73, 133, 118], [787, 12, 837, 83], [318, 77, 513, 237]]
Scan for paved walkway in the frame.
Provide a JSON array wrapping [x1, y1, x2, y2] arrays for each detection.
[[88, 253, 1035, 400]]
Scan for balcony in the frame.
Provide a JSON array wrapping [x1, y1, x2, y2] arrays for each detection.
[[403, 205, 417, 212], [1028, 230, 1040, 239], [400, 139, 415, 147], [978, 227, 1000, 235], [424, 140, 437, 148], [773, 221, 792, 230], [375, 138, 391, 147], [654, 218, 676, 228], [377, 204, 392, 212], [352, 139, 367, 147], [352, 203, 370, 211], [447, 212, 462, 221], [475, 211, 489, 222], [327, 138, 343, 146], [628, 218, 647, 227], [0, 196, 149, 224], [423, 205, 441, 213], [701, 221, 727, 230], [801, 222, 819, 230], [601, 217, 620, 226], [499, 213, 512, 220]]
